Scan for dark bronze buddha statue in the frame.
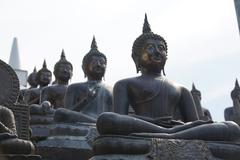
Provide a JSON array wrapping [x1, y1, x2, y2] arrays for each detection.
[[18, 67, 39, 103], [96, 14, 240, 142], [191, 83, 212, 120], [54, 37, 113, 123], [225, 79, 240, 125], [24, 60, 52, 105], [40, 50, 73, 109], [27, 67, 39, 89]]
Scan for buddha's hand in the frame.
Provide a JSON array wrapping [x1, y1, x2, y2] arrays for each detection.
[[41, 101, 53, 114]]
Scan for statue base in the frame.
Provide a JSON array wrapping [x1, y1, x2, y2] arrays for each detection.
[[90, 135, 240, 160], [0, 154, 41, 160], [34, 123, 97, 160]]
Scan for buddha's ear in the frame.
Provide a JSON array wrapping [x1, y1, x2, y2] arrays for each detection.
[[82, 65, 87, 78], [162, 67, 166, 76], [53, 70, 58, 78]]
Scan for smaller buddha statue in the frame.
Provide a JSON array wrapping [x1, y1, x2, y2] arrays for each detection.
[[225, 79, 240, 125], [0, 105, 35, 154], [18, 67, 39, 103], [40, 50, 73, 109], [96, 14, 240, 142], [54, 36, 113, 123], [24, 60, 52, 105], [191, 83, 212, 120], [27, 67, 39, 89]]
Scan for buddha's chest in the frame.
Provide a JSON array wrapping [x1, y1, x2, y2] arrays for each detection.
[[128, 79, 181, 108]]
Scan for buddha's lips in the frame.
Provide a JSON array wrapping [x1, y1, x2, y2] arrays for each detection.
[[150, 55, 164, 63], [94, 66, 104, 73]]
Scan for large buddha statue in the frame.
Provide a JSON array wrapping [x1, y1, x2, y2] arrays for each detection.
[[54, 37, 113, 123], [24, 60, 52, 105], [191, 83, 212, 120], [40, 50, 73, 109], [96, 15, 240, 142], [225, 79, 240, 125]]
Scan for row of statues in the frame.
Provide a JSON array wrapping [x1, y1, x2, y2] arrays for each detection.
[[20, 14, 240, 138], [11, 14, 240, 159]]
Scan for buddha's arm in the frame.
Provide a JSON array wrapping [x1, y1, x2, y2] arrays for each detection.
[[180, 87, 199, 122], [40, 88, 49, 103], [64, 85, 76, 110], [0, 107, 17, 135], [113, 81, 129, 115]]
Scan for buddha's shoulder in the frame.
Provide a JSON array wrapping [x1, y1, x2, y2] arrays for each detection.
[[67, 82, 88, 90], [0, 105, 14, 116], [114, 76, 141, 86]]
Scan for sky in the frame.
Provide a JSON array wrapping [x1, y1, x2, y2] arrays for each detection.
[[0, 0, 239, 121]]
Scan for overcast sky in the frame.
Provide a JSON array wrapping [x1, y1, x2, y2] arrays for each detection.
[[0, 0, 239, 121]]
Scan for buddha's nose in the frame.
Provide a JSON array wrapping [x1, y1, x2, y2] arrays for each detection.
[[154, 49, 161, 57], [96, 61, 101, 66]]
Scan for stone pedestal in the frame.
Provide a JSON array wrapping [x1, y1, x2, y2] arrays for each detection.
[[0, 154, 41, 160], [90, 135, 240, 160], [34, 123, 97, 160]]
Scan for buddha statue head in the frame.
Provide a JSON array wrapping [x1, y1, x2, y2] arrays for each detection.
[[82, 36, 107, 81], [54, 50, 73, 83], [191, 83, 201, 100], [231, 79, 240, 101], [132, 14, 168, 75], [27, 67, 38, 88], [37, 60, 52, 87]]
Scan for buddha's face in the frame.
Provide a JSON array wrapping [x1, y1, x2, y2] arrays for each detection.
[[86, 55, 106, 80], [139, 39, 167, 73], [39, 71, 52, 86], [55, 63, 72, 82], [28, 74, 38, 88]]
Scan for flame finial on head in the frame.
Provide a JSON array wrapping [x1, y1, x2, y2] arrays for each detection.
[[43, 59, 47, 68], [235, 78, 240, 89], [61, 49, 66, 60], [91, 36, 98, 50], [33, 66, 37, 72], [143, 13, 152, 33]]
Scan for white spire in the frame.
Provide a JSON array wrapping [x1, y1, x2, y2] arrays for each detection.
[[9, 37, 21, 69]]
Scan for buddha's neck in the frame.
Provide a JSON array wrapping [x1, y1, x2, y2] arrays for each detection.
[[87, 76, 102, 82], [141, 70, 162, 77], [87, 79, 102, 84], [57, 79, 69, 85], [40, 84, 48, 88]]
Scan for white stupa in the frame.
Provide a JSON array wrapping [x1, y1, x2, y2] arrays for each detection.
[[8, 37, 28, 88]]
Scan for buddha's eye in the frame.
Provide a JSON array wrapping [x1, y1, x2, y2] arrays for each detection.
[[158, 45, 165, 51], [146, 44, 155, 52], [99, 59, 106, 65]]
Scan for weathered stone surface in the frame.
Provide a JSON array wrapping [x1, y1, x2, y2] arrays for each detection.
[[207, 141, 240, 160], [91, 136, 222, 160], [0, 154, 41, 160], [36, 123, 97, 160]]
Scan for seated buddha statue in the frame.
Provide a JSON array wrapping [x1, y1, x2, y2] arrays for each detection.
[[27, 67, 39, 89], [54, 37, 113, 123], [96, 14, 240, 142], [0, 105, 35, 154], [30, 55, 71, 124], [191, 83, 212, 120], [24, 60, 52, 105], [40, 50, 73, 109], [18, 67, 38, 104], [225, 79, 240, 125]]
